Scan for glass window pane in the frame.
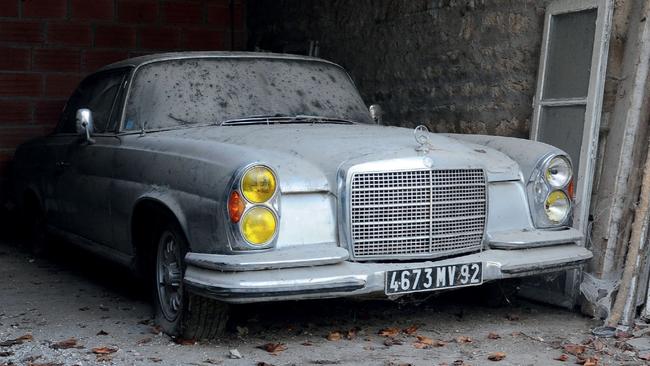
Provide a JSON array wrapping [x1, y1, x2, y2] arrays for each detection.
[[542, 9, 597, 99], [538, 105, 585, 175]]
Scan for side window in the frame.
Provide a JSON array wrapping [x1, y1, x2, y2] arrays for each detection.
[[83, 72, 125, 133], [57, 70, 127, 134], [58, 89, 84, 133]]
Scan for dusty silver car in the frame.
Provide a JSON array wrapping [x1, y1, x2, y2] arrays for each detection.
[[11, 52, 591, 338]]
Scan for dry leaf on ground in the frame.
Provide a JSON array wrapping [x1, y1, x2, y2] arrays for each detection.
[[136, 337, 152, 345], [96, 330, 108, 336], [487, 352, 506, 361], [378, 327, 400, 337], [554, 354, 569, 361], [576, 357, 599, 366], [148, 357, 162, 363], [150, 325, 162, 335], [592, 339, 605, 352], [416, 335, 435, 345], [563, 344, 586, 355], [50, 338, 78, 349], [326, 331, 342, 341], [413, 342, 428, 349], [257, 362, 275, 366], [174, 338, 197, 345], [455, 336, 472, 344], [258, 342, 287, 355], [92, 346, 118, 354], [506, 314, 520, 321], [403, 325, 418, 335], [0, 334, 33, 347], [487, 332, 501, 339], [384, 338, 403, 347], [346, 327, 360, 340], [301, 340, 313, 346], [413, 335, 445, 349]]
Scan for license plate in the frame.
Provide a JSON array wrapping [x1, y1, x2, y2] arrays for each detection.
[[385, 262, 483, 295]]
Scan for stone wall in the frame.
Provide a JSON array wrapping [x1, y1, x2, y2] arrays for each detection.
[[248, 0, 551, 137]]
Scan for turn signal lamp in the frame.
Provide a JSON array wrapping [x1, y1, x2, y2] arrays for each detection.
[[241, 166, 277, 203], [567, 178, 576, 200], [228, 191, 245, 223]]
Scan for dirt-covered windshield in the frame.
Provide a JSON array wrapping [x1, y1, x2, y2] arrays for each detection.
[[123, 57, 372, 130]]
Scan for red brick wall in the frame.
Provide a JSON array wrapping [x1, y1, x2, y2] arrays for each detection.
[[0, 0, 246, 179]]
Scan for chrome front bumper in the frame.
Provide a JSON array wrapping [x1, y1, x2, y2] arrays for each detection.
[[183, 239, 592, 304]]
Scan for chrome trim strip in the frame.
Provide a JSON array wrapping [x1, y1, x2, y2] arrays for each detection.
[[488, 227, 583, 249], [185, 244, 349, 272], [185, 280, 365, 299]]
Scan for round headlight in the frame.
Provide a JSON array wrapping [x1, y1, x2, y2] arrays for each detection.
[[241, 206, 277, 245], [545, 190, 570, 223], [545, 156, 572, 188], [241, 166, 277, 203]]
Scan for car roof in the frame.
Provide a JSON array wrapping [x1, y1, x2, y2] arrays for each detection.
[[96, 51, 343, 73]]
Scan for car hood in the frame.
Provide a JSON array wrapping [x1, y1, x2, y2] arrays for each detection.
[[138, 124, 522, 193]]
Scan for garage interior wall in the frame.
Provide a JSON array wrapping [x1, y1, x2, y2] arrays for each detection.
[[0, 0, 246, 187], [248, 0, 553, 137]]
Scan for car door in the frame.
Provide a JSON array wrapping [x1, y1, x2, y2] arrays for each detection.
[[50, 69, 129, 246]]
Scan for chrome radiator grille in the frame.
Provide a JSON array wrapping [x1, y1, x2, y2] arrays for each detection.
[[349, 169, 486, 259]]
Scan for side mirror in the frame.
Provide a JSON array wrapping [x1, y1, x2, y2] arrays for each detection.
[[75, 108, 95, 144], [369, 104, 383, 125]]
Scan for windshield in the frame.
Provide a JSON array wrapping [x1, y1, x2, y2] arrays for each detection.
[[123, 57, 373, 130]]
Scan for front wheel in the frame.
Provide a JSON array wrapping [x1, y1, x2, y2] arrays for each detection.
[[153, 221, 229, 339]]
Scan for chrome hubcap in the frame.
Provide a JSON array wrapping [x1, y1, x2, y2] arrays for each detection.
[[156, 231, 183, 321]]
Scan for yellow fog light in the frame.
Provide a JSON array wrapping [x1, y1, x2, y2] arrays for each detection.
[[241, 166, 277, 203], [545, 190, 570, 224], [241, 206, 277, 245]]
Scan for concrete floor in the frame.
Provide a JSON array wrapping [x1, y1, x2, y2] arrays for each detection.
[[0, 238, 645, 366]]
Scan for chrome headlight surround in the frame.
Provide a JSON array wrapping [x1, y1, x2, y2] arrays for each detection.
[[224, 163, 281, 251], [526, 153, 573, 228]]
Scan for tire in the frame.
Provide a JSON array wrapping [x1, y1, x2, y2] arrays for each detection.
[[152, 218, 229, 339]]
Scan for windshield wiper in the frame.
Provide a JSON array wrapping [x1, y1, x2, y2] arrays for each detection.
[[292, 115, 356, 124], [220, 114, 355, 126]]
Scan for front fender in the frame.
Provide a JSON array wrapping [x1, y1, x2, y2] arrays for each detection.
[[129, 186, 222, 254]]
